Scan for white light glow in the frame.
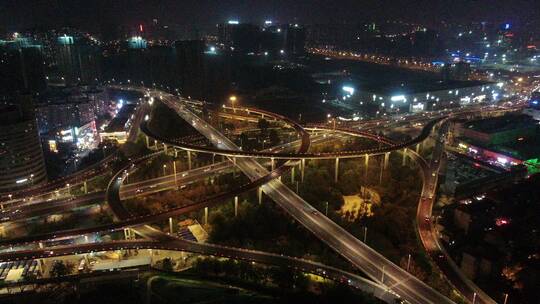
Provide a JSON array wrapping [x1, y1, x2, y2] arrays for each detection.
[[391, 95, 406, 102]]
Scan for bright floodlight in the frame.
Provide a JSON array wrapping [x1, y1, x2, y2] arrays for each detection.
[[228, 20, 239, 25], [391, 95, 406, 102], [342, 86, 355, 95]]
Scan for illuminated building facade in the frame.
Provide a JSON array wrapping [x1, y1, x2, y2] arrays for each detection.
[[454, 114, 540, 173], [354, 81, 502, 113]]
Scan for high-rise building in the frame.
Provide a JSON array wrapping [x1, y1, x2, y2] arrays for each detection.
[[284, 24, 306, 55], [0, 37, 46, 95], [56, 35, 78, 85], [0, 96, 47, 193], [217, 22, 261, 53], [55, 35, 102, 85]]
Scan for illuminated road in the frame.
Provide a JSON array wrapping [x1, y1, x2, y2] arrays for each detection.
[[158, 92, 455, 304], [414, 120, 498, 304], [1, 85, 522, 303]]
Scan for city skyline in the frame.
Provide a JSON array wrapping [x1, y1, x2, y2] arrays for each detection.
[[0, 2, 538, 304], [1, 0, 539, 32]]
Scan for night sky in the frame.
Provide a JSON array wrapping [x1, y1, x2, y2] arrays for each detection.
[[1, 0, 538, 31]]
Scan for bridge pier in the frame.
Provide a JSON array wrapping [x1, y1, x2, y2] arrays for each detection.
[[83, 181, 88, 194], [301, 159, 306, 182], [364, 154, 370, 180], [187, 151, 192, 170], [271, 158, 275, 171], [379, 155, 384, 185], [402, 148, 407, 166], [173, 160, 178, 188], [204, 207, 208, 225], [145, 135, 150, 148], [384, 152, 390, 170], [163, 144, 167, 154], [416, 143, 421, 154], [334, 158, 340, 183], [174, 149, 178, 158], [291, 166, 295, 184], [212, 153, 215, 165], [232, 156, 237, 177], [258, 187, 263, 204], [234, 196, 238, 217]]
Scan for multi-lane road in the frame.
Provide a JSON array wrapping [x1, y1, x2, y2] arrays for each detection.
[[160, 93, 455, 304], [0, 84, 523, 303]]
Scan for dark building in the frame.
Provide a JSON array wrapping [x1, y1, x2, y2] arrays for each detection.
[[55, 35, 102, 85], [218, 22, 261, 54], [0, 96, 47, 192], [0, 38, 46, 95], [284, 24, 307, 55]]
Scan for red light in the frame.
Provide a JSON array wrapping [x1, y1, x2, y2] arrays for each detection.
[[496, 218, 511, 226], [139, 24, 144, 32]]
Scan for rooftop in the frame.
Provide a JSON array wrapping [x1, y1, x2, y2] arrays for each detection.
[[463, 114, 538, 134], [105, 104, 136, 133], [361, 79, 491, 95]]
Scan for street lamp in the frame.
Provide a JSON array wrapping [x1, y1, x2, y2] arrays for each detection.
[[229, 95, 237, 113], [163, 164, 167, 176]]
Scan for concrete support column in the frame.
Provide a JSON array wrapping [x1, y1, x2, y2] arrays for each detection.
[[301, 159, 306, 182], [271, 158, 275, 171], [212, 153, 215, 165], [204, 207, 208, 225], [258, 187, 263, 204], [379, 155, 384, 185], [291, 166, 295, 184], [416, 143, 421, 154], [163, 144, 167, 154], [145, 135, 150, 148], [233, 156, 237, 177], [187, 151, 192, 170], [174, 149, 178, 158], [234, 196, 238, 217], [384, 152, 390, 170], [402, 148, 407, 166], [364, 154, 370, 180], [83, 181, 88, 194], [334, 158, 340, 183], [173, 160, 178, 188], [39, 242, 43, 249]]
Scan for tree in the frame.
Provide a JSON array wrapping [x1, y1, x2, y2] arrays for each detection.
[[258, 118, 270, 136], [269, 129, 280, 146], [162, 258, 173, 272], [50, 260, 73, 277]]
